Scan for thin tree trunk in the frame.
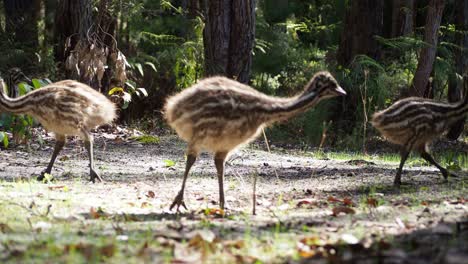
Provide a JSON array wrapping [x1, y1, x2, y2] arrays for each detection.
[[391, 0, 415, 37], [203, 0, 256, 83], [410, 0, 445, 97], [447, 0, 468, 140]]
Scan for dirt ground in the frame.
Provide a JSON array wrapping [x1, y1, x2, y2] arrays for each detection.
[[0, 129, 466, 263]]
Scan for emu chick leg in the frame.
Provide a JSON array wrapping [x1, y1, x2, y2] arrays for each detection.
[[170, 154, 197, 211], [214, 152, 228, 210], [38, 135, 66, 181], [82, 131, 102, 183], [420, 150, 453, 180], [395, 149, 410, 186]]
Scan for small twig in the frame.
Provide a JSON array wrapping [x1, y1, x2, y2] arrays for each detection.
[[252, 171, 258, 215], [262, 128, 279, 180], [233, 169, 246, 189]]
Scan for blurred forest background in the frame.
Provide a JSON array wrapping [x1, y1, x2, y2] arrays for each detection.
[[0, 0, 466, 151]]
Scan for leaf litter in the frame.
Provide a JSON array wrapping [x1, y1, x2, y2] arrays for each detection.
[[0, 133, 466, 263]]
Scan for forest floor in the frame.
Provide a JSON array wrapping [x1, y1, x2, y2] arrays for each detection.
[[0, 128, 466, 263]]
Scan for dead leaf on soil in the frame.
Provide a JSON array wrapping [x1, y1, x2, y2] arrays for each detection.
[[327, 196, 341, 203], [64, 243, 95, 260], [201, 208, 225, 217], [47, 185, 69, 191], [332, 206, 356, 217], [296, 199, 318, 208], [223, 240, 245, 250], [146, 191, 156, 199], [297, 236, 326, 259], [327, 196, 354, 207], [89, 207, 107, 219], [342, 197, 354, 206], [100, 244, 115, 258], [234, 255, 258, 264], [449, 197, 466, 205], [141, 202, 151, 208], [367, 198, 378, 208], [0, 223, 13, 233]]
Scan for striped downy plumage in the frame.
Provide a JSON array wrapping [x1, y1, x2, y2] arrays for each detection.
[[0, 79, 117, 182], [5, 68, 31, 98], [164, 71, 346, 210], [371, 83, 467, 186]]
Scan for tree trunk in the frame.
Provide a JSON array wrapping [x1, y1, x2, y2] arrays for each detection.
[[391, 0, 415, 37], [446, 0, 468, 140], [3, 0, 40, 47], [410, 0, 445, 97], [337, 0, 384, 66], [43, 0, 57, 51], [203, 0, 256, 83], [54, 0, 92, 63]]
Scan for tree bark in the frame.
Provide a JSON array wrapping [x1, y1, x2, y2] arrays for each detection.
[[446, 0, 468, 140], [337, 0, 384, 66], [391, 0, 415, 37], [54, 0, 92, 63], [203, 0, 256, 83], [410, 0, 445, 97]]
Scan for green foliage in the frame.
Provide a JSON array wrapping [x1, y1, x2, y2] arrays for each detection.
[[0, 131, 9, 148], [127, 0, 204, 92], [0, 78, 51, 147], [130, 134, 160, 144], [163, 159, 175, 167], [108, 82, 148, 110]]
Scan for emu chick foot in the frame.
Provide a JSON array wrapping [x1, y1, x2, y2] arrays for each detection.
[[89, 169, 103, 183], [37, 170, 54, 182], [170, 192, 188, 212]]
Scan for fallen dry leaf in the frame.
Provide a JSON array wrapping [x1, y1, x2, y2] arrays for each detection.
[[343, 197, 354, 206], [234, 255, 259, 264], [327, 196, 341, 203], [297, 236, 326, 259], [141, 202, 151, 208], [202, 208, 225, 217], [223, 240, 245, 250], [0, 223, 13, 233], [367, 198, 378, 208], [89, 207, 107, 219], [146, 191, 155, 199], [296, 199, 318, 208], [64, 243, 95, 260], [449, 197, 465, 204], [332, 206, 356, 216], [100, 244, 115, 257], [48, 185, 69, 191]]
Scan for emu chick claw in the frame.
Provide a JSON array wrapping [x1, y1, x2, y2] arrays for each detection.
[[170, 192, 188, 211], [90, 170, 103, 183]]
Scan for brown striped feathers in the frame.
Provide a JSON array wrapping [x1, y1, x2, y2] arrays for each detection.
[[0, 79, 117, 182], [371, 96, 467, 186], [164, 71, 346, 211]]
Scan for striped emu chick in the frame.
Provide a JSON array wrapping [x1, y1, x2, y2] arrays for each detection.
[[371, 91, 467, 186], [0, 80, 116, 182], [164, 71, 346, 210]]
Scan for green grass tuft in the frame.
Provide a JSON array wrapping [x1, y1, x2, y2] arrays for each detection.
[[130, 135, 160, 144]]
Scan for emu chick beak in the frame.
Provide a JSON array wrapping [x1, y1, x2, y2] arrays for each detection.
[[335, 86, 347, 96]]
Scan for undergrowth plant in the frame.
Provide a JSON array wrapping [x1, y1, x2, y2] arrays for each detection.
[[0, 78, 51, 147]]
